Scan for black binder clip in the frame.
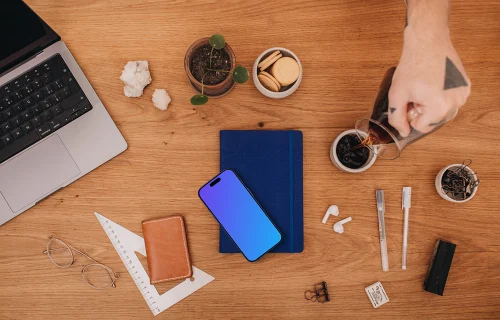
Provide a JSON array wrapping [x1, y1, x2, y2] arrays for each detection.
[[304, 281, 330, 303]]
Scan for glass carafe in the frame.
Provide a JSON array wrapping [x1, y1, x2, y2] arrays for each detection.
[[355, 67, 457, 160]]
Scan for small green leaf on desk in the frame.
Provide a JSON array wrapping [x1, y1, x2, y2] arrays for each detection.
[[233, 66, 249, 84], [191, 94, 209, 105]]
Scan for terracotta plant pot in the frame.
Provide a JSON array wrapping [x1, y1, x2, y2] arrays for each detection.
[[184, 37, 236, 97]]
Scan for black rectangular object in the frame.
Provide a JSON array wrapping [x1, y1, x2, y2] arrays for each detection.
[[0, 54, 91, 164], [0, 0, 60, 76], [423, 239, 456, 296]]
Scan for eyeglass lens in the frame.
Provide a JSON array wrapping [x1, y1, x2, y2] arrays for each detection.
[[47, 238, 74, 268], [82, 264, 115, 289]]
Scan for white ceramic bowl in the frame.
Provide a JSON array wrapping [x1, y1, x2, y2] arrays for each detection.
[[252, 47, 302, 99], [330, 129, 377, 173], [435, 164, 478, 203]]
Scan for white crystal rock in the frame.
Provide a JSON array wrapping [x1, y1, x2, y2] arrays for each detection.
[[152, 89, 171, 111], [120, 60, 152, 97]]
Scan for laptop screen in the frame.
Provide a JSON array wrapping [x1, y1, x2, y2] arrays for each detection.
[[0, 0, 60, 75]]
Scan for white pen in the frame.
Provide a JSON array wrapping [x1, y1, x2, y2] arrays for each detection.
[[402, 187, 412, 270], [376, 190, 389, 271]]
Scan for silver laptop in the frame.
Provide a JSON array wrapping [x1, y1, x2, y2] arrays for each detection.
[[0, 1, 127, 225]]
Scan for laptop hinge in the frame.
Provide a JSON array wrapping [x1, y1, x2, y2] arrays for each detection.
[[0, 47, 46, 78]]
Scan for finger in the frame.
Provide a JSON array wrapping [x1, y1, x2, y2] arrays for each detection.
[[407, 104, 422, 121], [388, 85, 411, 137], [409, 100, 449, 133]]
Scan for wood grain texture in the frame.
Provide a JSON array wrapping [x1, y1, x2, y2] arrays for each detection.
[[1, 0, 499, 319]]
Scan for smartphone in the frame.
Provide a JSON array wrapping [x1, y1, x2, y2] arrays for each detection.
[[198, 169, 282, 262]]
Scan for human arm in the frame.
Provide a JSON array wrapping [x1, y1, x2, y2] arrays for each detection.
[[388, 0, 470, 137]]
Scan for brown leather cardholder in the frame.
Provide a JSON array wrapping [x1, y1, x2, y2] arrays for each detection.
[[142, 216, 192, 284]]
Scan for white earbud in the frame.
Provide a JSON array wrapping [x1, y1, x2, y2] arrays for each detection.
[[322, 205, 339, 224], [333, 217, 352, 234]]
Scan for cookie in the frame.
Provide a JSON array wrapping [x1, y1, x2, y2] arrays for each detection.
[[259, 71, 281, 91], [258, 74, 279, 92], [258, 50, 281, 69], [259, 53, 282, 71], [270, 57, 300, 86]]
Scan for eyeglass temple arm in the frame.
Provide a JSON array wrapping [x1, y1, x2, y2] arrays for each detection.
[[74, 250, 120, 280], [45, 237, 120, 279], [45, 247, 120, 280], [70, 247, 120, 278], [43, 246, 99, 264]]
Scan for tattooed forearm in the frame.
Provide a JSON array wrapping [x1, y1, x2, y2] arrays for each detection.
[[406, 0, 450, 33], [444, 57, 468, 90]]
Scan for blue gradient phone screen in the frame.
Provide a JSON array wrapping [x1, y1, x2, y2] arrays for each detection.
[[199, 170, 281, 261]]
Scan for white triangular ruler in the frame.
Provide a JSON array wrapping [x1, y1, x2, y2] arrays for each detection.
[[95, 212, 215, 316]]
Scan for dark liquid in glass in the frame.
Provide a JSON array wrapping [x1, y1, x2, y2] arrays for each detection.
[[354, 67, 400, 150]]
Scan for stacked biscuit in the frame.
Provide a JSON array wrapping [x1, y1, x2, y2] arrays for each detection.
[[257, 50, 300, 92]]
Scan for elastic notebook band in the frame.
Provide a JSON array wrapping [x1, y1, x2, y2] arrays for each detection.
[[288, 131, 294, 252]]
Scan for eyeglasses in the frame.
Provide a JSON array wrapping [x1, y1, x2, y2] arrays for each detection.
[[43, 235, 119, 290]]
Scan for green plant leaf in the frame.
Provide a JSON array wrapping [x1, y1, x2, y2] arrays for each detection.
[[191, 94, 208, 105], [209, 34, 225, 50], [232, 66, 249, 84]]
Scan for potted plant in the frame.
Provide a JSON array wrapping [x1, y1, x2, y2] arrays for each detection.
[[184, 34, 249, 105]]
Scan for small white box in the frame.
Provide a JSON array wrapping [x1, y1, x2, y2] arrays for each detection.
[[365, 281, 389, 309]]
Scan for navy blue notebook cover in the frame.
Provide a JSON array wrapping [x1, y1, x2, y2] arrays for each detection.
[[219, 130, 304, 253]]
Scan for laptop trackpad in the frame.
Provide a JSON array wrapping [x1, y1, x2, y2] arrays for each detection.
[[0, 135, 80, 212]]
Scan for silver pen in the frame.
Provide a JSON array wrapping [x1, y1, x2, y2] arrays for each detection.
[[402, 187, 412, 270], [376, 190, 389, 271]]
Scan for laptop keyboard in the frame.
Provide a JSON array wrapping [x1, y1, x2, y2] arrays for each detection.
[[0, 54, 92, 164]]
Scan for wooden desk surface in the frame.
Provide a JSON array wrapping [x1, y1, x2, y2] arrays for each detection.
[[1, 0, 499, 319]]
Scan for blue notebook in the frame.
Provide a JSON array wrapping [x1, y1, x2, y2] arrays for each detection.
[[219, 130, 304, 253]]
